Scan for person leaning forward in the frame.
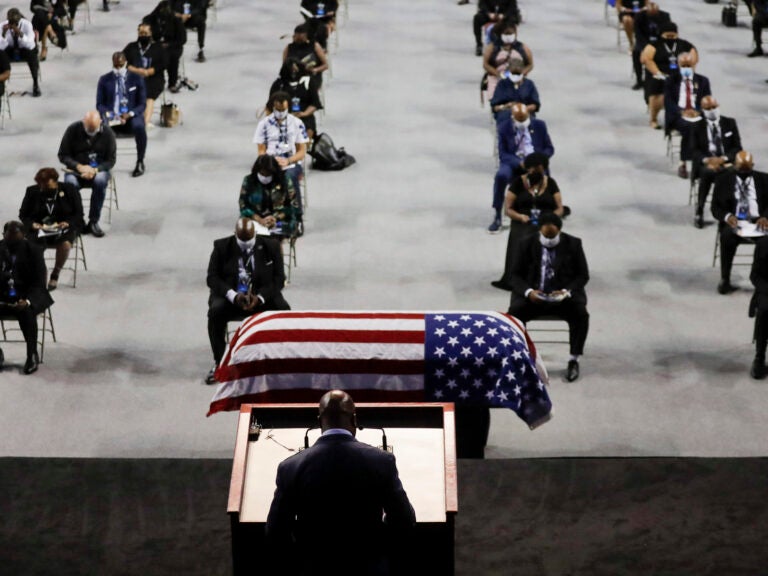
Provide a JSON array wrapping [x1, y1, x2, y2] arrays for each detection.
[[204, 217, 290, 384], [265, 390, 416, 576]]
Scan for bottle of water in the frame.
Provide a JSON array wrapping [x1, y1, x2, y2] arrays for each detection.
[[88, 152, 99, 168], [291, 97, 301, 112], [8, 278, 17, 302], [317, 2, 325, 16], [737, 204, 748, 221]]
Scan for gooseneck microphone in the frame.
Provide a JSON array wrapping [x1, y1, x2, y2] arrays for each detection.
[[358, 425, 388, 452], [303, 425, 320, 450]]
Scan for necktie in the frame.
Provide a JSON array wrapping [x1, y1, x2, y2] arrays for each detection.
[[117, 74, 126, 102], [540, 248, 555, 293], [711, 123, 723, 157], [685, 79, 692, 110], [737, 178, 749, 218]]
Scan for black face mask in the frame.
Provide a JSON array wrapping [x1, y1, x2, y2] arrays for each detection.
[[528, 172, 544, 186], [138, 36, 151, 47], [4, 238, 22, 251]]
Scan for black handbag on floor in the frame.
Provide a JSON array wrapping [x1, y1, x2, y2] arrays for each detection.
[[722, 5, 738, 27], [310, 133, 356, 171]]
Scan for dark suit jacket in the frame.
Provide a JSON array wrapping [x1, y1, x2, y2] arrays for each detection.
[[750, 237, 768, 317], [690, 115, 741, 178], [509, 232, 589, 303], [711, 170, 768, 223], [663, 73, 711, 133], [96, 70, 147, 122], [266, 433, 416, 576], [0, 239, 53, 312], [206, 235, 285, 305], [19, 182, 84, 234], [498, 117, 555, 167]]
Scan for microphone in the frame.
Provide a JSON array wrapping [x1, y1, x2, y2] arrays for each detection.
[[358, 425, 389, 452], [303, 425, 320, 450]]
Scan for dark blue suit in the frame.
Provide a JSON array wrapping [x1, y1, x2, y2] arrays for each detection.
[[663, 72, 711, 162], [266, 432, 415, 576], [494, 117, 554, 211], [489, 77, 541, 123], [96, 70, 148, 162]]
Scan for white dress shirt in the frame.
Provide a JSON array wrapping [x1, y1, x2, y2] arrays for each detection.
[[0, 18, 36, 51]]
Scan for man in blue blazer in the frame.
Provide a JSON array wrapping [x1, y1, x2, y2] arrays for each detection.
[[96, 52, 148, 177], [663, 51, 711, 179], [489, 103, 554, 233], [266, 390, 416, 576]]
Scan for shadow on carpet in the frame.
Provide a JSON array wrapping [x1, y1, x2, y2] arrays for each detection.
[[1, 457, 767, 575]]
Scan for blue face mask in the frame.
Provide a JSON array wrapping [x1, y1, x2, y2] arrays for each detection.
[[680, 67, 693, 79]]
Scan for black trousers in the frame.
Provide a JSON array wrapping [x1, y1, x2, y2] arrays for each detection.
[[719, 224, 755, 281], [185, 13, 207, 49], [112, 118, 147, 162], [670, 117, 695, 162], [508, 295, 589, 356], [4, 47, 40, 88], [496, 221, 537, 287], [1, 305, 38, 358], [164, 44, 184, 87], [753, 11, 768, 46], [694, 165, 722, 215], [207, 294, 291, 364]]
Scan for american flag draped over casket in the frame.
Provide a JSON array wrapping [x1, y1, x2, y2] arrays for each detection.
[[208, 311, 553, 429]]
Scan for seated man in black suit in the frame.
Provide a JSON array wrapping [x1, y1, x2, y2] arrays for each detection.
[[690, 96, 741, 228], [663, 51, 711, 179], [266, 389, 416, 576], [711, 150, 768, 294], [507, 213, 589, 382], [96, 52, 148, 178], [205, 217, 290, 384], [749, 237, 768, 379], [0, 220, 53, 374], [57, 110, 116, 238]]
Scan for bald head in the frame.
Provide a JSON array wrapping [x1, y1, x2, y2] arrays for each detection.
[[511, 103, 529, 123], [235, 217, 255, 241], [83, 110, 102, 134], [735, 150, 754, 173], [701, 95, 718, 110], [318, 390, 357, 433], [678, 52, 694, 68]]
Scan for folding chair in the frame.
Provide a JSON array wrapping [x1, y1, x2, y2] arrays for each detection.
[[666, 130, 681, 165], [0, 90, 11, 129], [712, 228, 756, 268], [0, 307, 57, 362], [42, 233, 88, 288], [525, 316, 570, 346], [281, 234, 298, 284]]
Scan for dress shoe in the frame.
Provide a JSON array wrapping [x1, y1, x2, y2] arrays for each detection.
[[717, 279, 736, 295], [89, 221, 105, 238], [457, 0, 469, 4], [490, 279, 512, 291], [196, 50, 206, 62], [751, 357, 766, 379], [475, 45, 482, 56], [32, 85, 41, 97], [677, 164, 688, 179], [23, 352, 40, 375], [47, 277, 58, 291], [205, 366, 218, 385], [0, 347, 4, 370], [566, 359, 580, 382], [132, 160, 145, 177], [694, 214, 704, 229], [631, 82, 642, 90], [487, 216, 502, 234], [747, 46, 764, 57]]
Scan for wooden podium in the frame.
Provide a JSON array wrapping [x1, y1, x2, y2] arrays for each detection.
[[227, 402, 458, 575]]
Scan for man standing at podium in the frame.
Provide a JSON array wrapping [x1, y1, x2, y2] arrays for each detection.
[[266, 390, 416, 576]]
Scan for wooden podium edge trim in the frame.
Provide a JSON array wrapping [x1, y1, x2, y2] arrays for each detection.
[[442, 403, 458, 514], [227, 406, 252, 514]]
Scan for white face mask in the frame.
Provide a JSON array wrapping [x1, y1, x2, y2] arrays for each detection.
[[540, 233, 560, 248], [273, 109, 288, 120], [257, 173, 273, 185], [114, 65, 127, 76], [513, 118, 531, 130], [703, 108, 720, 122], [680, 67, 693, 79], [508, 73, 524, 83], [501, 33, 516, 44], [236, 237, 256, 252]]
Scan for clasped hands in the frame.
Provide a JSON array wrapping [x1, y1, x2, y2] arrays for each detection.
[[32, 221, 69, 231], [726, 215, 768, 231], [234, 292, 262, 312], [528, 289, 569, 303]]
